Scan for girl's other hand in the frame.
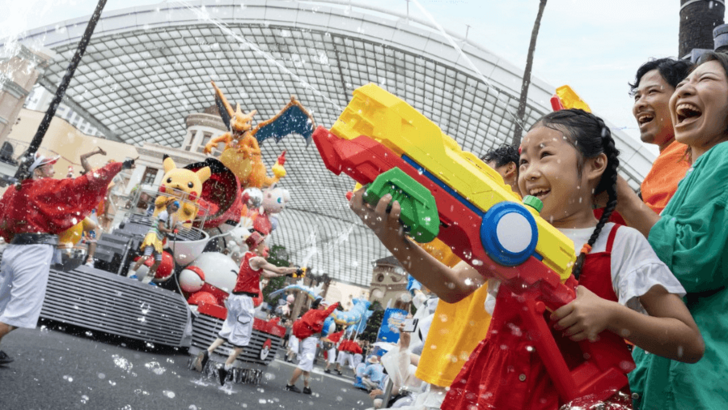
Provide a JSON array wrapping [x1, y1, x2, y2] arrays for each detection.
[[550, 286, 616, 342], [349, 188, 405, 243]]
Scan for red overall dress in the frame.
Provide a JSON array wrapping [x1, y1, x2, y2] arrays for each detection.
[[442, 226, 627, 410]]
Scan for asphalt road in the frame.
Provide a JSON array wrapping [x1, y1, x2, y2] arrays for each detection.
[[0, 326, 373, 410]]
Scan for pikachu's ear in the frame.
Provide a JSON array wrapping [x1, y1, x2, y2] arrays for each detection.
[[163, 156, 177, 174], [196, 166, 211, 184]]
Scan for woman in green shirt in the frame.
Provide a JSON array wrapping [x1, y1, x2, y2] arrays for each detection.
[[618, 52, 728, 409]]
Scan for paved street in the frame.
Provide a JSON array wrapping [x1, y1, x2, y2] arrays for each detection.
[[0, 326, 372, 410]]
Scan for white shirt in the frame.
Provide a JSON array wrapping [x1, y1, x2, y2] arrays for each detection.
[[485, 223, 686, 315]]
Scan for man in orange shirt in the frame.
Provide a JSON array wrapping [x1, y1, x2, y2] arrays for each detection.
[[629, 58, 693, 214]]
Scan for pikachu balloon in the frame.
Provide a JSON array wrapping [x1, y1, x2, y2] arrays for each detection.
[[153, 156, 211, 227]]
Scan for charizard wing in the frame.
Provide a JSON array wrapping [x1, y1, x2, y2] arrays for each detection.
[[251, 96, 315, 145], [215, 95, 232, 131]]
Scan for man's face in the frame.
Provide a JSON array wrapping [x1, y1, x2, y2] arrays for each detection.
[[486, 160, 518, 194], [633, 69, 676, 147]]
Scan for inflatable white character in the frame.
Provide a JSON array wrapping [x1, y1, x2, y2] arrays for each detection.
[[179, 252, 250, 308]]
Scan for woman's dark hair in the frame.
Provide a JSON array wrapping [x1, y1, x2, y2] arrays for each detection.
[[533, 109, 621, 279], [696, 51, 728, 78], [629, 58, 693, 95], [480, 144, 520, 168]]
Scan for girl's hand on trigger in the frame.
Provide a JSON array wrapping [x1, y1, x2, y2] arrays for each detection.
[[550, 286, 616, 342], [349, 188, 405, 242]]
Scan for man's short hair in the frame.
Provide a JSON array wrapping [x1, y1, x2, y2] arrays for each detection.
[[629, 58, 693, 95], [480, 145, 519, 168]]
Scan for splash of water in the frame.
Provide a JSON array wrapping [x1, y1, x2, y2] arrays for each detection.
[[409, 0, 529, 134], [173, 0, 343, 111], [299, 230, 319, 267], [323, 223, 356, 253]]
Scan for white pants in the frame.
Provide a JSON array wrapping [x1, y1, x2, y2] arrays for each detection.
[[288, 335, 299, 355], [0, 244, 54, 329], [352, 353, 362, 369], [327, 347, 336, 364], [337, 351, 352, 367], [217, 294, 255, 347], [297, 336, 318, 372]]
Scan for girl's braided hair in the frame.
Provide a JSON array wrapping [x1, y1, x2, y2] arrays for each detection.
[[535, 109, 620, 279]]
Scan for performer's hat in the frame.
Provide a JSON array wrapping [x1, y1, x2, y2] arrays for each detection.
[[29, 153, 60, 173], [367, 355, 379, 364], [245, 231, 265, 248]]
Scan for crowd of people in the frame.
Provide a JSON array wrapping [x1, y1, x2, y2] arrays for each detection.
[[347, 53, 728, 410], [1, 51, 727, 410]]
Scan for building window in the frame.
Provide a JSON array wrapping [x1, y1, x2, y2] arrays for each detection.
[[141, 167, 159, 186], [196, 132, 212, 153]]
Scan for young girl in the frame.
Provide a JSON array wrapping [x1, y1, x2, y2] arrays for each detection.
[[349, 109, 704, 409], [616, 52, 728, 410]]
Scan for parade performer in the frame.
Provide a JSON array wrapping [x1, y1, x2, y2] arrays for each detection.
[[335, 334, 354, 375], [285, 331, 300, 363], [194, 232, 300, 385], [0, 155, 131, 365], [79, 147, 109, 266], [285, 297, 340, 394], [128, 198, 179, 285], [323, 329, 344, 374]]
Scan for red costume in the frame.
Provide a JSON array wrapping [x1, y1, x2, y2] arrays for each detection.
[[326, 330, 344, 344], [293, 302, 340, 340], [442, 226, 626, 410], [351, 342, 362, 355], [232, 252, 262, 295], [0, 162, 123, 240], [0, 161, 124, 331]]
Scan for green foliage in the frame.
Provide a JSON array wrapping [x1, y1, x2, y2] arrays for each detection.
[[266, 245, 291, 267], [263, 245, 290, 307], [360, 300, 385, 343]]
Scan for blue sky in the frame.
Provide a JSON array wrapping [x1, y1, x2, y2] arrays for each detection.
[[1, 0, 685, 153]]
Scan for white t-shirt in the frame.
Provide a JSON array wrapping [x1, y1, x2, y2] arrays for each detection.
[[485, 223, 686, 315]]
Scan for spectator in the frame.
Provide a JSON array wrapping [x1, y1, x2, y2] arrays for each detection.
[[361, 356, 384, 392]]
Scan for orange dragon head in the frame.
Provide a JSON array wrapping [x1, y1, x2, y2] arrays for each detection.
[[231, 103, 256, 136]]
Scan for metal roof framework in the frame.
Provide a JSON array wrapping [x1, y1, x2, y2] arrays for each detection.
[[12, 0, 656, 286]]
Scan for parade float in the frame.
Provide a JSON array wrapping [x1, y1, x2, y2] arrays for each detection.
[[28, 80, 316, 384]]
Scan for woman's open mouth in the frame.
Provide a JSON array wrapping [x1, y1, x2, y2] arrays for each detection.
[[675, 103, 703, 127]]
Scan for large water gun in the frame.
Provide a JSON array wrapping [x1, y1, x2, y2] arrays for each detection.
[[312, 84, 634, 404]]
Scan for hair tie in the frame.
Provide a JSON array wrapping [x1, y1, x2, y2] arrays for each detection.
[[580, 243, 592, 255], [601, 127, 609, 138]]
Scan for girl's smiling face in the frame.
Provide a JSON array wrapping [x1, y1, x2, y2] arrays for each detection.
[[518, 125, 606, 229], [670, 59, 728, 159]]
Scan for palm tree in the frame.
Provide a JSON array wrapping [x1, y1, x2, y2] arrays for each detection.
[[512, 0, 548, 147], [679, 0, 725, 59]]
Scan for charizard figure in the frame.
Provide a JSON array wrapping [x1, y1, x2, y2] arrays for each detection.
[[204, 80, 315, 189]]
